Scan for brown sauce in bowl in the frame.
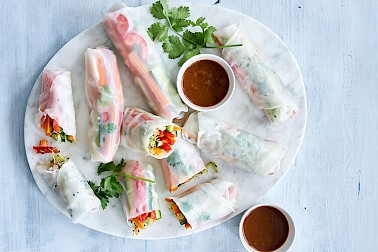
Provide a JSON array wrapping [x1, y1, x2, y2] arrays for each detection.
[[182, 60, 229, 107], [243, 206, 289, 251]]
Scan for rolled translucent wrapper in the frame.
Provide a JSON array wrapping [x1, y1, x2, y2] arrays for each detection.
[[37, 68, 76, 142], [182, 112, 287, 175], [85, 47, 124, 163], [213, 24, 299, 124], [166, 178, 237, 229], [103, 2, 187, 120], [118, 160, 161, 234], [121, 107, 180, 159], [35, 156, 101, 223], [160, 137, 207, 192]]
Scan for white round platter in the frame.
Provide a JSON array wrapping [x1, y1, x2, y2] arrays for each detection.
[[24, 2, 306, 239]]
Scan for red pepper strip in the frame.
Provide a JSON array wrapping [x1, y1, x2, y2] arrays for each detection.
[[32, 146, 59, 154], [160, 143, 172, 152]]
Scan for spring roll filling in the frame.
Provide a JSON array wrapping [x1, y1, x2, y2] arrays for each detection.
[[170, 168, 208, 192], [41, 115, 74, 142], [148, 126, 180, 157], [166, 199, 191, 229], [130, 210, 161, 234]]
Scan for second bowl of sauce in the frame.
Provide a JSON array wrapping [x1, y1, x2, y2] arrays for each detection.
[[239, 204, 295, 252], [177, 54, 235, 111]]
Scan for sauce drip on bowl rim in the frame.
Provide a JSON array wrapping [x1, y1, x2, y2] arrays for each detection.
[[242, 206, 289, 251], [182, 60, 230, 107]]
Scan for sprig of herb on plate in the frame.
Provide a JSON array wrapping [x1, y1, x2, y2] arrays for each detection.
[[147, 0, 242, 66], [88, 159, 155, 210]]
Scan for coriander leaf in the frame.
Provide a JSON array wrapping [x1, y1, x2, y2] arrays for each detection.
[[163, 36, 186, 59], [99, 194, 110, 210], [88, 180, 109, 210], [182, 30, 204, 46], [150, 1, 166, 19], [195, 17, 205, 25], [100, 175, 123, 198], [200, 22, 209, 30], [97, 161, 116, 175], [115, 158, 126, 173], [148, 22, 168, 42], [171, 19, 191, 32], [169, 6, 190, 20], [178, 48, 200, 66], [160, 0, 169, 16], [182, 30, 197, 48], [88, 180, 98, 191], [192, 17, 208, 30], [203, 26, 217, 44]]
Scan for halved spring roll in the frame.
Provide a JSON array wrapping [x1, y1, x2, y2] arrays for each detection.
[[35, 154, 101, 223], [182, 112, 287, 175], [118, 160, 161, 235], [121, 107, 180, 159], [166, 178, 237, 229], [85, 47, 124, 163], [213, 24, 299, 124], [103, 2, 187, 120], [37, 68, 76, 142], [160, 137, 207, 192]]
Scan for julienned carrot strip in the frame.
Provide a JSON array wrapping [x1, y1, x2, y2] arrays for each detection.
[[53, 119, 60, 132], [96, 57, 106, 86], [127, 51, 170, 108], [45, 116, 52, 135], [39, 140, 49, 147], [67, 135, 74, 142], [132, 218, 145, 230]]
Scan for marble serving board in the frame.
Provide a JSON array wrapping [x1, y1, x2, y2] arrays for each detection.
[[24, 2, 306, 239]]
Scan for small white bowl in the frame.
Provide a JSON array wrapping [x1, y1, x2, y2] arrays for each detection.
[[239, 204, 296, 252], [176, 54, 235, 112]]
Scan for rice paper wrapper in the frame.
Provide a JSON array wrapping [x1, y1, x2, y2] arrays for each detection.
[[103, 2, 187, 120], [119, 160, 160, 222], [35, 159, 101, 223], [121, 107, 178, 159], [183, 112, 287, 175], [213, 24, 298, 124], [160, 137, 207, 191], [37, 68, 76, 137], [167, 178, 237, 229], [85, 47, 124, 163]]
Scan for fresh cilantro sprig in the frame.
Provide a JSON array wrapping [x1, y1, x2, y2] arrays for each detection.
[[88, 159, 155, 210], [147, 0, 242, 66]]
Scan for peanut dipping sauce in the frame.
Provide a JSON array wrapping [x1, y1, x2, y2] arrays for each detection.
[[182, 60, 229, 107], [242, 206, 289, 251]]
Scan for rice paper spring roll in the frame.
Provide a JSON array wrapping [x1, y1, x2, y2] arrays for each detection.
[[182, 112, 287, 175], [85, 47, 124, 163], [118, 160, 161, 234], [160, 137, 207, 192], [37, 68, 76, 142], [213, 24, 299, 124], [166, 178, 237, 229], [103, 2, 187, 120], [35, 154, 101, 223], [121, 107, 180, 159]]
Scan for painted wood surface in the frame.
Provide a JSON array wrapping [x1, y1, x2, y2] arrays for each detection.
[[1, 0, 377, 251]]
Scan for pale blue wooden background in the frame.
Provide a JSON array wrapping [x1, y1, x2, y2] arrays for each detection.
[[1, 0, 377, 251]]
